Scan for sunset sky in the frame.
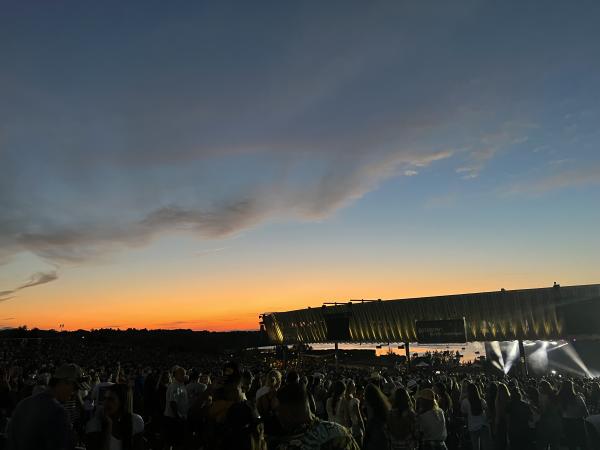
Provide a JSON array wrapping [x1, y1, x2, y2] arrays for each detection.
[[1, 1, 599, 331]]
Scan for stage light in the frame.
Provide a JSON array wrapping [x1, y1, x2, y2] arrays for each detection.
[[528, 341, 549, 373], [491, 360, 503, 371], [548, 359, 588, 378], [504, 341, 520, 374], [547, 342, 568, 352], [562, 343, 593, 378], [488, 341, 505, 372], [551, 370, 557, 375]]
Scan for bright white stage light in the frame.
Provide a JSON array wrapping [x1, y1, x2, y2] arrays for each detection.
[[489, 341, 505, 372], [528, 341, 549, 373], [551, 369, 557, 375], [562, 343, 593, 378], [503, 341, 520, 374], [547, 342, 569, 352], [491, 360, 503, 371]]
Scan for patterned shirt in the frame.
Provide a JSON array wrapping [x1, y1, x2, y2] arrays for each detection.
[[274, 418, 360, 450]]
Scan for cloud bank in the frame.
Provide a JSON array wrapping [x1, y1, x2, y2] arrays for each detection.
[[1, 1, 599, 269]]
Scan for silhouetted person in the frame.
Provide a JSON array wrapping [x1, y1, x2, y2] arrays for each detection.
[[559, 380, 589, 450], [163, 366, 188, 450], [7, 364, 84, 450], [363, 384, 391, 450], [506, 386, 533, 450], [461, 382, 491, 450]]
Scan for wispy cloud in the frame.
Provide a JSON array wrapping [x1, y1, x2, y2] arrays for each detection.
[[7, 150, 455, 264], [503, 166, 600, 196], [547, 158, 574, 166], [0, 270, 59, 302], [17, 271, 58, 290], [194, 247, 228, 256], [411, 151, 454, 168], [455, 125, 532, 179], [461, 147, 499, 179]]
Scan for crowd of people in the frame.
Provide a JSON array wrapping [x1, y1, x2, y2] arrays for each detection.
[[1, 337, 600, 450]]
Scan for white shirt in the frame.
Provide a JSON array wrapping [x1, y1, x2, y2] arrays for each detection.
[[461, 398, 488, 431], [164, 381, 189, 418], [418, 408, 447, 441], [86, 414, 144, 450]]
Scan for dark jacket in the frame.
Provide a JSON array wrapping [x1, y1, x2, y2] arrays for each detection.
[[7, 391, 73, 450]]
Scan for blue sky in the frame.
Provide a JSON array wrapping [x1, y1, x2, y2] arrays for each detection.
[[0, 1, 599, 329]]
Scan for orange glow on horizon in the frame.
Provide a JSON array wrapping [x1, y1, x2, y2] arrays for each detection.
[[4, 268, 598, 332]]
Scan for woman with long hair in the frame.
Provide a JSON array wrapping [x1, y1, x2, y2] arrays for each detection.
[[363, 383, 391, 450], [558, 380, 589, 450], [255, 369, 281, 437], [388, 388, 417, 450], [433, 382, 453, 416], [345, 379, 365, 445], [326, 380, 347, 425], [494, 383, 510, 450], [461, 382, 491, 450], [536, 380, 562, 450], [85, 383, 145, 450], [415, 388, 447, 450]]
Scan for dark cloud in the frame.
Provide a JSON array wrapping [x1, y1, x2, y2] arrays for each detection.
[[0, 271, 59, 302], [0, 1, 598, 269], [17, 271, 59, 290], [0, 290, 15, 302], [10, 150, 454, 264]]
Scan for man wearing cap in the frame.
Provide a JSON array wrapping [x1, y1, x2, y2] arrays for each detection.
[[415, 388, 448, 449], [7, 363, 83, 450]]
